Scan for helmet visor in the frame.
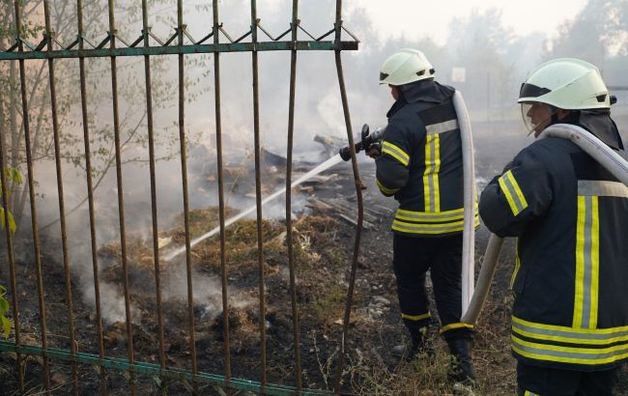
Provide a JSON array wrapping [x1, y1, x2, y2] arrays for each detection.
[[521, 102, 554, 137]]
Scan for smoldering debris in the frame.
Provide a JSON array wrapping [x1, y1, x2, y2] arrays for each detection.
[[88, 147, 376, 364], [6, 140, 397, 389], [91, 203, 362, 365]]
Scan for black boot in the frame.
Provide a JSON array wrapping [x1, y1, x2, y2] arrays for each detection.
[[392, 327, 434, 362], [447, 338, 476, 384]]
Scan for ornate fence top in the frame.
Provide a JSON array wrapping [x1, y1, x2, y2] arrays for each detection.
[[2, 18, 359, 60]]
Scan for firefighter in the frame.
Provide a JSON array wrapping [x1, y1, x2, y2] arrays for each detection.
[[479, 58, 628, 395], [371, 48, 478, 383]]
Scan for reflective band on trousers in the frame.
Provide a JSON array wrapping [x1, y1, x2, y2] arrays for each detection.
[[423, 133, 441, 212], [512, 335, 628, 365], [574, 195, 599, 329], [440, 322, 474, 334], [401, 312, 431, 321], [498, 170, 528, 216], [381, 141, 410, 166]]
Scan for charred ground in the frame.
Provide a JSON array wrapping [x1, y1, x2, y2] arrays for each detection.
[[1, 121, 627, 395]]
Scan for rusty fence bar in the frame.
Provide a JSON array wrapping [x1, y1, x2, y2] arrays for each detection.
[[141, 0, 168, 376], [176, 0, 200, 388], [12, 0, 51, 394], [333, 0, 364, 391], [42, 0, 79, 393], [250, 0, 268, 390], [286, 0, 303, 391], [212, 0, 232, 388], [0, 0, 360, 394], [76, 0, 108, 393], [107, 0, 136, 394]]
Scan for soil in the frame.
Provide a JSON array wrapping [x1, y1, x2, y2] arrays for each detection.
[[1, 123, 627, 395]]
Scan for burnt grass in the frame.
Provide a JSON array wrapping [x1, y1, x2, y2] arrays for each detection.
[[1, 124, 628, 394]]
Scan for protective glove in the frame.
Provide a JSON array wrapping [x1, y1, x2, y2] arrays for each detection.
[[366, 140, 382, 159]]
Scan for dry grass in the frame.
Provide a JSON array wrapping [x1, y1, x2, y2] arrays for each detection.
[[15, 207, 628, 394]]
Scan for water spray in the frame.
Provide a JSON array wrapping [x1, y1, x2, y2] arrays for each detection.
[[164, 154, 344, 261]]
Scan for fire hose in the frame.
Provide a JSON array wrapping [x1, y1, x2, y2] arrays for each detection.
[[454, 90, 477, 316], [462, 123, 628, 324]]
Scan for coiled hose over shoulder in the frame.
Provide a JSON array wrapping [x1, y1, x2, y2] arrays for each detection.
[[545, 123, 628, 185], [461, 123, 628, 324]]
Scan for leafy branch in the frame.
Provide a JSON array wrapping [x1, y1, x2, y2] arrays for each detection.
[[0, 166, 21, 339], [0, 285, 10, 338]]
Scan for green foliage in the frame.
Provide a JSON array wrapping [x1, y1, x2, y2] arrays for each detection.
[[0, 207, 16, 234], [0, 167, 21, 234], [0, 285, 10, 339], [0, 166, 19, 339], [0, 0, 196, 228]]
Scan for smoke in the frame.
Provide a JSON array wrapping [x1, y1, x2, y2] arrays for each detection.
[[13, 0, 628, 325], [80, 281, 129, 325], [161, 265, 255, 322]]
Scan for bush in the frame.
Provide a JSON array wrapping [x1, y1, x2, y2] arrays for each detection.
[[0, 286, 10, 338], [0, 167, 20, 338], [0, 167, 20, 234]]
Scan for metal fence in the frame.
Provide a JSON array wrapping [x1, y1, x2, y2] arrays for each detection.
[[0, 0, 362, 394]]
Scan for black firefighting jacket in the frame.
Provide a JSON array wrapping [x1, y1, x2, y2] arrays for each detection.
[[480, 113, 628, 371], [375, 79, 479, 237]]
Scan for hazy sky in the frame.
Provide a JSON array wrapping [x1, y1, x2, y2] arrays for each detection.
[[347, 0, 589, 44]]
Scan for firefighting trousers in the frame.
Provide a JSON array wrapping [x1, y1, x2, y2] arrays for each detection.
[[516, 361, 621, 396], [392, 233, 471, 340]]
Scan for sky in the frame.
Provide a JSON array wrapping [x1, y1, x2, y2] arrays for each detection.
[[146, 0, 590, 47], [346, 0, 589, 44]]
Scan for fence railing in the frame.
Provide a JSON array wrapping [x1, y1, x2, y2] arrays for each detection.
[[0, 0, 362, 394]]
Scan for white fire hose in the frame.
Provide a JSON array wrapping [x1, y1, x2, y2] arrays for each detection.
[[453, 91, 476, 316], [461, 123, 628, 324]]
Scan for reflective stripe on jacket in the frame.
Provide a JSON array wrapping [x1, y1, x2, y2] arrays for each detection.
[[375, 80, 479, 237], [479, 126, 628, 371]]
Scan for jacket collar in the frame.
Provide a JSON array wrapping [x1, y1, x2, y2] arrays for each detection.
[[400, 79, 448, 104], [558, 110, 624, 151], [386, 79, 452, 118]]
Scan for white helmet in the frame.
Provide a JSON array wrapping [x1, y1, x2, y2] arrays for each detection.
[[518, 58, 610, 110], [379, 49, 435, 86]]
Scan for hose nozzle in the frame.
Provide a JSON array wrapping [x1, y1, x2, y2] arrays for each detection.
[[339, 124, 385, 161]]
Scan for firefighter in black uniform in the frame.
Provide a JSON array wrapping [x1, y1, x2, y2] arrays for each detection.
[[480, 58, 628, 395], [372, 48, 478, 383]]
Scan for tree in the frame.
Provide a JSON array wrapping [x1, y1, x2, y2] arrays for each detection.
[[546, 0, 628, 60], [0, 0, 192, 233], [445, 8, 519, 115]]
